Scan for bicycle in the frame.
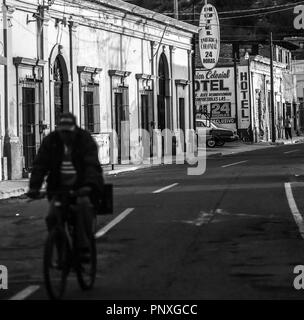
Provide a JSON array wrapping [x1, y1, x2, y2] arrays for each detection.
[[31, 189, 97, 300]]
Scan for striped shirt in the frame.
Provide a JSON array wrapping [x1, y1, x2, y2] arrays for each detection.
[[60, 144, 77, 187]]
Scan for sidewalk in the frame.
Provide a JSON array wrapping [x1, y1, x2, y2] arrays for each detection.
[[0, 137, 303, 200]]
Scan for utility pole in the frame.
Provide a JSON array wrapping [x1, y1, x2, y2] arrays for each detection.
[[174, 0, 178, 19], [192, 0, 196, 131], [233, 44, 239, 132], [270, 32, 276, 143]]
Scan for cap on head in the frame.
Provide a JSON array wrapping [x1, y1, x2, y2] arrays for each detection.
[[57, 112, 77, 131]]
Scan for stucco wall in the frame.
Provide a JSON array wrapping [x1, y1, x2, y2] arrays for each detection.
[[0, 0, 197, 179]]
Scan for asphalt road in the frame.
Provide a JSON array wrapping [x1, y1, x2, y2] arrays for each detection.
[[2, 143, 304, 300]]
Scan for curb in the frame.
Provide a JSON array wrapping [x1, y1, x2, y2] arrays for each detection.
[[0, 187, 28, 200], [105, 165, 152, 175], [206, 152, 222, 157]]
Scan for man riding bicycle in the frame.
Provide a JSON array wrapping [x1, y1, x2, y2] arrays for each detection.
[[27, 112, 104, 260]]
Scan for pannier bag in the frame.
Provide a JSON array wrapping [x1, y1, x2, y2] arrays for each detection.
[[96, 183, 113, 215]]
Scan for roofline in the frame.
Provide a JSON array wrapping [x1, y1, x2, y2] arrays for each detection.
[[84, 0, 199, 33]]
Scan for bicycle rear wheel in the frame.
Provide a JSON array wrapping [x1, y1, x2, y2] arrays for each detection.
[[76, 235, 97, 290], [43, 228, 70, 300]]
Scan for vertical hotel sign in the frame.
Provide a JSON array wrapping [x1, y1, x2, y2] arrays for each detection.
[[199, 3, 220, 70], [237, 66, 251, 129]]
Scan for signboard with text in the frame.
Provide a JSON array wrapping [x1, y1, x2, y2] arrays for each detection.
[[195, 67, 236, 129], [237, 66, 251, 129], [199, 4, 220, 70]]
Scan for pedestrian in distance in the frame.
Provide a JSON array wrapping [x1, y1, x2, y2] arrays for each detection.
[[284, 115, 292, 140]]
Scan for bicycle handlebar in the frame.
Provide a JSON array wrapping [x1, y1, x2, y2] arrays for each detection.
[[26, 188, 91, 202]]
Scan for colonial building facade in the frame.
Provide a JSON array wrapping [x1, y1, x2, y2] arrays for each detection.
[[0, 0, 197, 180]]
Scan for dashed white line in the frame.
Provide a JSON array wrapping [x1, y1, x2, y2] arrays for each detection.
[[152, 183, 179, 194], [95, 208, 134, 239], [284, 182, 304, 239], [9, 285, 40, 300], [221, 160, 248, 168], [284, 149, 299, 154], [9, 208, 135, 300]]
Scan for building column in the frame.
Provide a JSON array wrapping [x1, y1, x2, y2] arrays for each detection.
[[3, 4, 23, 179], [187, 49, 194, 130], [169, 45, 176, 130], [41, 9, 51, 135], [69, 21, 79, 119], [151, 41, 158, 129]]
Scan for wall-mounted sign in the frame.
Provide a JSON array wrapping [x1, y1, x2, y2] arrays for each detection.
[[195, 67, 236, 129], [237, 66, 251, 129], [199, 3, 220, 70]]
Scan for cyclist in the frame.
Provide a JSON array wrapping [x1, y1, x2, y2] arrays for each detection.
[[27, 112, 104, 259]]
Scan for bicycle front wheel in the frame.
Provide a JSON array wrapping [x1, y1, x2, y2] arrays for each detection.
[[43, 228, 70, 300]]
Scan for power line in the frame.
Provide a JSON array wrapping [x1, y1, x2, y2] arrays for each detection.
[[14, 0, 304, 20]]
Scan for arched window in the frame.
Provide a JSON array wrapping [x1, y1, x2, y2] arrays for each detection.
[[158, 53, 170, 130], [53, 55, 69, 125]]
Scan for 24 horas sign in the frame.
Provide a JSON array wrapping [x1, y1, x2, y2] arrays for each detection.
[[199, 3, 220, 69], [195, 67, 236, 129]]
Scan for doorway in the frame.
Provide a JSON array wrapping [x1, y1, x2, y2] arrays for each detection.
[[179, 97, 186, 151], [84, 91, 94, 132], [22, 87, 36, 171], [157, 53, 170, 131], [141, 93, 153, 157], [114, 88, 129, 161]]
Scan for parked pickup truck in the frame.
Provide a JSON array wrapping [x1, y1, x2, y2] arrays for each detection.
[[196, 118, 239, 148]]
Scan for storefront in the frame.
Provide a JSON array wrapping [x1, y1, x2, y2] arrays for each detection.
[[0, 0, 198, 180]]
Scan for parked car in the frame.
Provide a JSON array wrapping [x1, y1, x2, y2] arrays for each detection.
[[196, 118, 238, 148]]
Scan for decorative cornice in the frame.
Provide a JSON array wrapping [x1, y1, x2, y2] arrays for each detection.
[[108, 70, 131, 77], [169, 45, 176, 53], [68, 20, 79, 31], [13, 57, 47, 67], [175, 79, 190, 86], [6, 5, 16, 16], [151, 41, 158, 50], [77, 66, 103, 74], [135, 73, 155, 80]]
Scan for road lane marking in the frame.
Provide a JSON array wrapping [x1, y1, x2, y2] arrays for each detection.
[[221, 160, 248, 168], [95, 208, 134, 239], [284, 149, 300, 154], [152, 183, 179, 194], [9, 209, 135, 299], [284, 182, 304, 239], [9, 285, 40, 300]]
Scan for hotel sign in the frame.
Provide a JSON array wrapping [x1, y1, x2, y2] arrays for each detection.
[[199, 4, 220, 70], [195, 67, 236, 129], [237, 66, 251, 129]]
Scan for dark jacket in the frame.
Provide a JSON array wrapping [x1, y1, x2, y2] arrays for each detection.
[[29, 127, 104, 199]]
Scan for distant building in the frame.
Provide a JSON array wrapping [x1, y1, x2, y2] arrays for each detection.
[[0, 0, 197, 180], [195, 39, 298, 142], [285, 37, 304, 132]]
